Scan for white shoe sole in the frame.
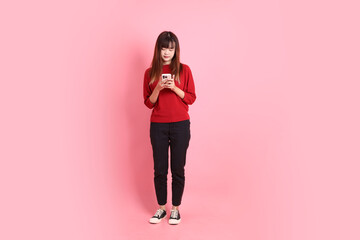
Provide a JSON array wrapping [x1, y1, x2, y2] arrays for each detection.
[[149, 216, 166, 224], [168, 219, 181, 225]]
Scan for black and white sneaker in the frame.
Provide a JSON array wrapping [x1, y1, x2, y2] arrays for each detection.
[[168, 209, 181, 225], [149, 209, 167, 224]]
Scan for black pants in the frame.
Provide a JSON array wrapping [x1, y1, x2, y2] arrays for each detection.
[[150, 119, 191, 206]]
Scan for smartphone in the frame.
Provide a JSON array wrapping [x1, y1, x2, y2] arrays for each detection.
[[161, 74, 172, 83]]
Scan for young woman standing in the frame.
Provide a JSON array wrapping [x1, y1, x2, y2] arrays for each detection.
[[143, 31, 196, 225]]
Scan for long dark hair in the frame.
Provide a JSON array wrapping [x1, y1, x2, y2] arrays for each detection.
[[149, 31, 182, 84]]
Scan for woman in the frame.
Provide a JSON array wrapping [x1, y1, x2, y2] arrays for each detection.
[[143, 31, 196, 225]]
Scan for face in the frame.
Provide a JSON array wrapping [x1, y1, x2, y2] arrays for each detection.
[[160, 42, 175, 65]]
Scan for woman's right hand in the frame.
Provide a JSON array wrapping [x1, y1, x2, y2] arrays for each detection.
[[149, 77, 166, 104], [154, 77, 166, 92]]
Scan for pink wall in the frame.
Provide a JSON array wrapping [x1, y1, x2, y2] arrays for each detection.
[[1, 0, 359, 239]]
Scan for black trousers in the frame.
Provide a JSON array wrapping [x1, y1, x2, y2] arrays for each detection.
[[150, 119, 191, 206]]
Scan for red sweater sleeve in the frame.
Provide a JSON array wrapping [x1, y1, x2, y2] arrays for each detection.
[[182, 65, 196, 105], [143, 69, 155, 109]]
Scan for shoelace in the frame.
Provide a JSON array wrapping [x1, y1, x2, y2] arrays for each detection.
[[170, 210, 178, 219], [155, 209, 164, 217]]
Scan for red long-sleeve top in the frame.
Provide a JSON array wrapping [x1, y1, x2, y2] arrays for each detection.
[[143, 63, 196, 122]]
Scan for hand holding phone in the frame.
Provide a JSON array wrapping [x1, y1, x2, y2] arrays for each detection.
[[163, 74, 175, 90], [161, 74, 172, 84]]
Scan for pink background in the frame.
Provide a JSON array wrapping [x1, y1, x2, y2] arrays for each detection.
[[1, 0, 359, 239]]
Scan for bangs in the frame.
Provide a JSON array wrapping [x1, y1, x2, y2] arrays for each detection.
[[160, 38, 176, 49]]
